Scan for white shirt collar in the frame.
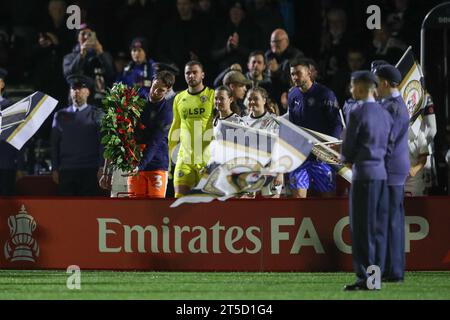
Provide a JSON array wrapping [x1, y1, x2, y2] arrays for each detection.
[[390, 90, 401, 98], [358, 97, 376, 103], [379, 90, 401, 103], [71, 103, 88, 113]]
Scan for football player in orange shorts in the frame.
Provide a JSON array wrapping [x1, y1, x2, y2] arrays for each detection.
[[128, 71, 175, 197]]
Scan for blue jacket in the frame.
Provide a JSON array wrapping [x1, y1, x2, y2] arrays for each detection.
[[117, 59, 156, 98], [341, 99, 393, 181], [381, 92, 410, 185], [288, 83, 343, 138], [342, 98, 358, 126], [137, 98, 173, 171]]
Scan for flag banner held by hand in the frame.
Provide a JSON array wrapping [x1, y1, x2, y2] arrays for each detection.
[[0, 91, 58, 150], [171, 118, 314, 207], [396, 46, 426, 121]]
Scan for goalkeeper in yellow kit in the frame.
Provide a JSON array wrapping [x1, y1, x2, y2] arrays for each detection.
[[168, 61, 215, 198]]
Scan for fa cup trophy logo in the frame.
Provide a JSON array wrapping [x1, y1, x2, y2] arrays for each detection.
[[4, 205, 40, 262]]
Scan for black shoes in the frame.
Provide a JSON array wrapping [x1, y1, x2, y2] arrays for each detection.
[[344, 281, 380, 291], [344, 277, 403, 290], [344, 282, 369, 291]]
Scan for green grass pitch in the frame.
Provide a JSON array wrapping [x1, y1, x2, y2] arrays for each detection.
[[0, 270, 449, 300]]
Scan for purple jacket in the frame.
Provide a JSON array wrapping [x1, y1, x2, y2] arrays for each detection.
[[341, 99, 393, 181]]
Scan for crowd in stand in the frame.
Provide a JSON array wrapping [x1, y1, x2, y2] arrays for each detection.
[[0, 0, 447, 197]]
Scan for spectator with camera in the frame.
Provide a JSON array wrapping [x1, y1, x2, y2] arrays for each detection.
[[63, 23, 114, 107]]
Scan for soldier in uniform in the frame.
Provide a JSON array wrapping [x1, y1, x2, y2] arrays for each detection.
[[374, 65, 410, 282], [51, 75, 104, 196], [341, 71, 393, 290]]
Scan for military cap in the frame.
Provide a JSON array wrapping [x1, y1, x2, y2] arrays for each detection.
[[370, 60, 389, 72], [351, 70, 379, 86], [66, 74, 95, 89], [374, 64, 402, 85]]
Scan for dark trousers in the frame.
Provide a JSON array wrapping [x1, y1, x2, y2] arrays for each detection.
[[384, 185, 405, 280], [59, 169, 100, 196], [0, 169, 16, 196], [349, 179, 388, 282]]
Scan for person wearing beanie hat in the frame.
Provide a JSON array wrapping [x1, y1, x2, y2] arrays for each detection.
[[374, 64, 409, 283], [341, 70, 393, 290], [117, 36, 157, 99]]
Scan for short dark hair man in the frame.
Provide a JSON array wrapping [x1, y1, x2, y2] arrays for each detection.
[[246, 50, 273, 94], [287, 58, 343, 198], [126, 71, 176, 198]]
